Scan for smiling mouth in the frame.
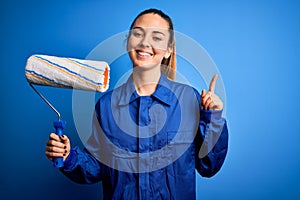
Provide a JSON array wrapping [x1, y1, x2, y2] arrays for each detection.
[[136, 50, 153, 58]]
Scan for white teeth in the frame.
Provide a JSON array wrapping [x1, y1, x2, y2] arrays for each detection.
[[137, 51, 152, 56]]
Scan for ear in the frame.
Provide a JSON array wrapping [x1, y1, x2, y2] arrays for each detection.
[[164, 46, 173, 59]]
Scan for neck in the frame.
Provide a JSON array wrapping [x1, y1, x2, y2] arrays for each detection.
[[132, 67, 161, 96]]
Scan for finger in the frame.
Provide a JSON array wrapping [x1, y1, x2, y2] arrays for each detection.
[[46, 139, 66, 149], [201, 96, 209, 109], [201, 92, 212, 106], [45, 151, 65, 158], [205, 98, 213, 110], [209, 74, 218, 93], [46, 145, 67, 154], [49, 133, 61, 141], [200, 89, 206, 109], [201, 89, 206, 97], [45, 145, 69, 162], [59, 135, 70, 144], [201, 90, 206, 104], [203, 96, 213, 110], [208, 100, 216, 110]]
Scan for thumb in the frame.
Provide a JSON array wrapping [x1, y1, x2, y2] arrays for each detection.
[[60, 135, 70, 144], [201, 89, 206, 97]]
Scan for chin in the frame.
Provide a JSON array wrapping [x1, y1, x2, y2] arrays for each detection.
[[134, 62, 161, 69]]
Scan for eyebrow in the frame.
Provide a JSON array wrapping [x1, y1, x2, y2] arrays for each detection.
[[132, 27, 166, 36]]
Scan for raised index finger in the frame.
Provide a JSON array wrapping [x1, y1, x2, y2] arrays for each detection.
[[209, 74, 218, 92]]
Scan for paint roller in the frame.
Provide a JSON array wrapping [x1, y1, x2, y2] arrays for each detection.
[[25, 54, 110, 168]]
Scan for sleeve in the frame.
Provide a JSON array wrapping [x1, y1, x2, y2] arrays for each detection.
[[193, 89, 229, 177], [59, 147, 104, 184], [59, 100, 106, 184], [195, 109, 228, 177]]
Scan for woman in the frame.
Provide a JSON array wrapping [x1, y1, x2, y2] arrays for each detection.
[[45, 8, 228, 199]]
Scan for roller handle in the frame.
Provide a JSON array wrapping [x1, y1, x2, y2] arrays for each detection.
[[53, 120, 66, 168]]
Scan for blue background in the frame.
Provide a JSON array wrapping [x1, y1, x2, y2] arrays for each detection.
[[1, 0, 300, 199]]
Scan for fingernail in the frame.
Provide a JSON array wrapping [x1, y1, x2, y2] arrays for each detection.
[[63, 153, 66, 156], [65, 150, 67, 153], [64, 146, 67, 149]]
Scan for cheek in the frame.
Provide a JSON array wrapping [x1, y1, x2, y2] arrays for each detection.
[[126, 37, 134, 52], [153, 41, 169, 52], [126, 40, 133, 52], [153, 47, 168, 57], [127, 36, 141, 50]]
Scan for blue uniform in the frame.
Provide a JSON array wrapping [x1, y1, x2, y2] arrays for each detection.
[[60, 74, 228, 200]]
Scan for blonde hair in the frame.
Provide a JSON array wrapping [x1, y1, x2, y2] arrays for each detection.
[[161, 41, 176, 80]]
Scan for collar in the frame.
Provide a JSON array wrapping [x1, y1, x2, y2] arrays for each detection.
[[118, 73, 172, 106]]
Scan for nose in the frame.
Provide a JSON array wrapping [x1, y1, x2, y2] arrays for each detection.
[[139, 34, 151, 48]]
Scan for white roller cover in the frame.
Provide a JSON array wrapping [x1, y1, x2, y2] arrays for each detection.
[[25, 54, 110, 92]]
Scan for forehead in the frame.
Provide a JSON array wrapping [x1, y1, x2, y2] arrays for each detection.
[[133, 13, 169, 31]]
